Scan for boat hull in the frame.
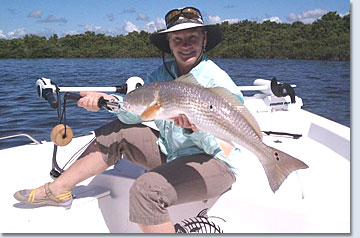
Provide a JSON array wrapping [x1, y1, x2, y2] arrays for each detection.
[[0, 94, 350, 233]]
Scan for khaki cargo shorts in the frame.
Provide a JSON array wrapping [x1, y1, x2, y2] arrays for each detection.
[[95, 120, 236, 225]]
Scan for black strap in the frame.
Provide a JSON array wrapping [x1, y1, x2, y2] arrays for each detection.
[[162, 52, 176, 79]]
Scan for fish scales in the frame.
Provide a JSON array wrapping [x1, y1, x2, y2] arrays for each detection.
[[157, 82, 229, 135], [122, 73, 308, 192]]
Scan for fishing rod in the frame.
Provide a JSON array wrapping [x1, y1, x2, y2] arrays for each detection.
[[35, 76, 144, 178]]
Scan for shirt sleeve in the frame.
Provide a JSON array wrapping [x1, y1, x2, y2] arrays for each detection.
[[182, 129, 221, 155]]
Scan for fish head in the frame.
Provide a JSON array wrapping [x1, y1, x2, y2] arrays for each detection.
[[122, 85, 159, 116]]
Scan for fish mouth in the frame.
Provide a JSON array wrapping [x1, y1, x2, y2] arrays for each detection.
[[121, 101, 130, 111]]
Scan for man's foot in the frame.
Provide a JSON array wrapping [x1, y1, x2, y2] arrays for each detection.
[[13, 182, 73, 209]]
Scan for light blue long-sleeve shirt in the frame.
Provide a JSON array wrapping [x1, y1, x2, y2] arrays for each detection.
[[110, 57, 244, 176]]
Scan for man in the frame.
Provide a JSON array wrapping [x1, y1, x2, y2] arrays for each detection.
[[14, 7, 244, 233]]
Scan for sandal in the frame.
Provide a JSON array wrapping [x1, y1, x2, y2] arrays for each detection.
[[13, 182, 73, 209]]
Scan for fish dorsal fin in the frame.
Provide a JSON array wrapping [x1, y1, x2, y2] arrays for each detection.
[[174, 73, 202, 86], [209, 87, 263, 140]]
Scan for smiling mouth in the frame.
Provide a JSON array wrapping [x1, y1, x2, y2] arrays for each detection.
[[180, 51, 195, 57]]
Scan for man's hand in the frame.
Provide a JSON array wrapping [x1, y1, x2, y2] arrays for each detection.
[[77, 92, 117, 112], [173, 114, 198, 132]]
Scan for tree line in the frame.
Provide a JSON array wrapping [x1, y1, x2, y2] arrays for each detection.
[[0, 12, 349, 60]]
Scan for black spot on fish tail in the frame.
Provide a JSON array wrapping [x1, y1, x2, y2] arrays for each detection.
[[262, 146, 309, 193]]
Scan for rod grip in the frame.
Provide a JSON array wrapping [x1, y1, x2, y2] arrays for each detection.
[[65, 92, 82, 101], [64, 93, 109, 109]]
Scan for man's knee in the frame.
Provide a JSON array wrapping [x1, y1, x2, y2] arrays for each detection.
[[129, 172, 174, 222]]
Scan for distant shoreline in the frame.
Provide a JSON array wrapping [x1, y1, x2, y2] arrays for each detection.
[[0, 12, 349, 61]]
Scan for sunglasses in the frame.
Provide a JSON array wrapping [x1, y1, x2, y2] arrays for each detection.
[[165, 7, 203, 28]]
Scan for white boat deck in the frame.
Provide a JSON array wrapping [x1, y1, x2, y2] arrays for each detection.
[[0, 134, 111, 233], [203, 96, 350, 233], [0, 93, 350, 233], [208, 126, 350, 233]]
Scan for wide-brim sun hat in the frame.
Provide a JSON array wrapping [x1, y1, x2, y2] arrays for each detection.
[[150, 7, 223, 54]]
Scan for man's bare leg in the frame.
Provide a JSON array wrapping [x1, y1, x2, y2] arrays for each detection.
[[138, 221, 175, 233], [30, 140, 108, 197]]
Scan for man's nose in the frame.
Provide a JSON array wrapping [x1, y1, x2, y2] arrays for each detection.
[[181, 39, 192, 47]]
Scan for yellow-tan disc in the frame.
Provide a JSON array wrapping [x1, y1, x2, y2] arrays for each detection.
[[50, 124, 73, 146]]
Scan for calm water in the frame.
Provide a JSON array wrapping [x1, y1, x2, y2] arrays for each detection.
[[0, 58, 350, 150]]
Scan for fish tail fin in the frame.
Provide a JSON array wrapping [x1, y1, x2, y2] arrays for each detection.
[[261, 146, 309, 193]]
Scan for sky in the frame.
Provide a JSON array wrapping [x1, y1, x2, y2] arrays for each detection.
[[0, 0, 350, 39]]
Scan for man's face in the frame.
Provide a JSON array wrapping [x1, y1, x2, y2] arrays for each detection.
[[168, 27, 207, 71]]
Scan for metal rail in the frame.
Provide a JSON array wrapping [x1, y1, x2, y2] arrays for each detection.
[[0, 134, 41, 145]]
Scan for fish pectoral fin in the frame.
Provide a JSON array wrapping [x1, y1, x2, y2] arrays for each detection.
[[216, 139, 235, 157], [140, 102, 161, 121]]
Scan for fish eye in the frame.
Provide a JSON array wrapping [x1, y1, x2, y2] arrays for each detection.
[[209, 104, 213, 109]]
